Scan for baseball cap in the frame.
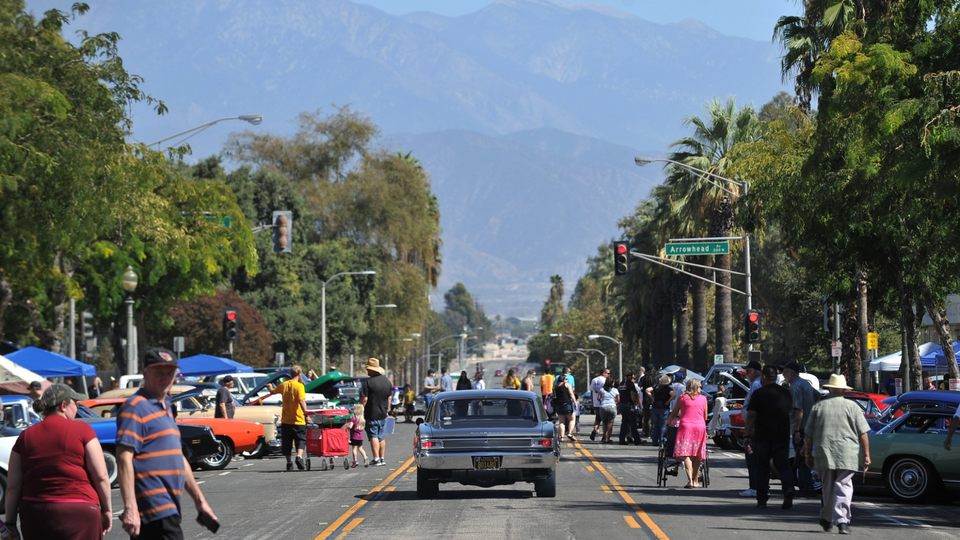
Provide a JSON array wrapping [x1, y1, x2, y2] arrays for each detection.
[[221, 375, 235, 385], [744, 360, 761, 372], [782, 361, 802, 373], [40, 383, 83, 409], [28, 381, 43, 390], [143, 348, 179, 368]]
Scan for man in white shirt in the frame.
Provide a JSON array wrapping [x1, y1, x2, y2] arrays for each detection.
[[422, 369, 439, 410], [439, 368, 453, 393], [589, 368, 610, 441]]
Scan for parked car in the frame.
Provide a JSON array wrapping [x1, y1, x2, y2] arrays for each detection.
[[413, 389, 560, 498], [89, 386, 281, 458], [81, 398, 266, 471], [844, 391, 897, 430], [578, 391, 593, 414], [859, 408, 960, 502], [238, 371, 330, 408], [494, 370, 504, 377], [878, 390, 960, 423]]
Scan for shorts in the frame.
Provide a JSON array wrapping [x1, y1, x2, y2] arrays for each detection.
[[350, 439, 364, 447], [404, 404, 414, 413], [599, 406, 617, 423], [280, 423, 307, 455], [134, 515, 184, 540], [19, 499, 104, 540], [557, 403, 574, 416], [365, 419, 386, 440]]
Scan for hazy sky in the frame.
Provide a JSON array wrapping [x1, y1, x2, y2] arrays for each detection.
[[353, 0, 802, 41]]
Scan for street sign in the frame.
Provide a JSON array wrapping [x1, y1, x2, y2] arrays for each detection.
[[714, 354, 723, 365], [831, 341, 842, 357], [867, 332, 878, 350], [665, 242, 729, 256]]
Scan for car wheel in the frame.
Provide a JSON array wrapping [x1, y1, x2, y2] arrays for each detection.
[[712, 435, 731, 450], [886, 456, 940, 503], [199, 438, 233, 471], [416, 467, 438, 499], [239, 440, 270, 459], [535, 469, 557, 498], [102, 448, 119, 487], [731, 434, 745, 452]]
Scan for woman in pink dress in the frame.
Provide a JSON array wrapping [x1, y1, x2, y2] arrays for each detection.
[[667, 378, 708, 488]]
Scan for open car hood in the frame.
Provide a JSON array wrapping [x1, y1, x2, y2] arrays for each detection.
[[304, 371, 352, 395]]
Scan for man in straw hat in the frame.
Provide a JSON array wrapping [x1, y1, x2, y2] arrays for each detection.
[[360, 358, 392, 466], [802, 374, 870, 535]]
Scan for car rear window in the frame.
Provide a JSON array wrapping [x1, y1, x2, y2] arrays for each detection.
[[431, 398, 539, 423]]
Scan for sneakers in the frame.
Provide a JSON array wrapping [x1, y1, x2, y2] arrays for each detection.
[[819, 519, 833, 532], [295, 456, 305, 470], [838, 523, 850, 535], [781, 491, 794, 510], [757, 501, 767, 508], [285, 461, 294, 472], [739, 489, 757, 497], [373, 458, 386, 467], [363, 459, 369, 468], [351, 461, 358, 468]]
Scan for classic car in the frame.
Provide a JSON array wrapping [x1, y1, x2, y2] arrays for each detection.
[[239, 371, 334, 408], [859, 408, 960, 502], [81, 398, 266, 470], [89, 386, 280, 458], [844, 391, 898, 430], [878, 390, 960, 423], [413, 389, 560, 499]]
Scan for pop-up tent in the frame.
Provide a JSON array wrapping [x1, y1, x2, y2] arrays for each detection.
[[869, 342, 943, 371], [6, 346, 97, 377], [927, 340, 960, 368], [0, 354, 51, 394], [176, 354, 253, 377]]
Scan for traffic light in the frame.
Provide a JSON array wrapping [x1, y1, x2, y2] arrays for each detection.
[[83, 311, 95, 340], [272, 211, 293, 253], [613, 241, 630, 275], [222, 307, 239, 343], [745, 309, 761, 344]]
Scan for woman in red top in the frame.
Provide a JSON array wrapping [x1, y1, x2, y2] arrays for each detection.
[[4, 384, 112, 539]]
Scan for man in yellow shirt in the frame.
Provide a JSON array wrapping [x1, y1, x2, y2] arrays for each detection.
[[267, 365, 308, 471], [402, 384, 416, 423]]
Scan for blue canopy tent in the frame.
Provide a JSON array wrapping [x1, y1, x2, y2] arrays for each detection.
[[929, 341, 960, 371], [7, 346, 97, 377], [176, 354, 253, 377]]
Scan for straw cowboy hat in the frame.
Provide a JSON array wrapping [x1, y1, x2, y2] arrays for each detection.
[[822, 373, 853, 390], [364, 357, 385, 374]]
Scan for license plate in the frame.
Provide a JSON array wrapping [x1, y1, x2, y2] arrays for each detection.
[[474, 456, 501, 470]]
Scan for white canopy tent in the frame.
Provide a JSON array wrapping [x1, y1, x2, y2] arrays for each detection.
[[0, 354, 51, 394], [868, 342, 941, 372]]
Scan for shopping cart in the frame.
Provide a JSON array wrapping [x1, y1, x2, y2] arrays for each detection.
[[304, 409, 352, 471]]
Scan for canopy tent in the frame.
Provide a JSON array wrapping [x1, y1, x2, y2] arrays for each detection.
[[868, 342, 943, 372], [0, 354, 52, 395], [176, 354, 253, 377], [6, 346, 97, 377], [929, 340, 960, 367]]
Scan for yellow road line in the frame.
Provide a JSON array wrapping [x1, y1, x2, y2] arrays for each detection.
[[385, 487, 396, 492], [586, 465, 595, 472], [601, 485, 612, 493], [343, 518, 363, 532], [624, 516, 641, 528], [313, 456, 415, 540], [575, 443, 670, 540]]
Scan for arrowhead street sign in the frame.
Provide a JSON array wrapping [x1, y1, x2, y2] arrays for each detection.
[[665, 241, 729, 256]]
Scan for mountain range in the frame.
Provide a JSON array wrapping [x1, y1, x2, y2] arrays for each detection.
[[31, 0, 790, 316]]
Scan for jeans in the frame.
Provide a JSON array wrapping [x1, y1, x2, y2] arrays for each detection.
[[651, 408, 669, 443], [745, 444, 757, 490], [619, 407, 641, 443], [754, 438, 795, 504]]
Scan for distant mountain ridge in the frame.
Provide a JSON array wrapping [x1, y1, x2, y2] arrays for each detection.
[[28, 0, 790, 316]]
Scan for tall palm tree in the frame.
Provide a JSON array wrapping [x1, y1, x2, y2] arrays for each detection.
[[667, 97, 761, 364], [541, 275, 564, 329]]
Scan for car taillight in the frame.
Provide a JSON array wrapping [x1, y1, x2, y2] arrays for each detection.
[[421, 440, 441, 448], [534, 439, 552, 447]]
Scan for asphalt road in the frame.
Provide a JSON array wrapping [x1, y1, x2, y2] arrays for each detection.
[[98, 353, 958, 540]]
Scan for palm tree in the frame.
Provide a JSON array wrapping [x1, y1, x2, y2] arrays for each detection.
[[667, 97, 761, 364], [541, 275, 564, 329]]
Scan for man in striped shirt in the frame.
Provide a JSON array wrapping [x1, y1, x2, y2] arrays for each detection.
[[118, 349, 217, 539]]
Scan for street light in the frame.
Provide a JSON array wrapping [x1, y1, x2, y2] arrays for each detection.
[[121, 266, 139, 375], [635, 156, 754, 355], [589, 334, 623, 381], [146, 115, 264, 149], [321, 270, 376, 375], [564, 349, 590, 385], [577, 348, 607, 375]]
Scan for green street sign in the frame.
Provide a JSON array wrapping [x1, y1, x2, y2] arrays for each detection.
[[665, 241, 729, 256]]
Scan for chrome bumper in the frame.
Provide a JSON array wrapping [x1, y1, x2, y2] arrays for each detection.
[[416, 451, 558, 470]]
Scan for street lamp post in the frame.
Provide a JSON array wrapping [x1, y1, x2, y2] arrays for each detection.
[[146, 115, 263, 149], [577, 349, 607, 375], [121, 266, 139, 375], [321, 270, 376, 375], [564, 350, 590, 385], [635, 156, 753, 356], [588, 334, 623, 381]]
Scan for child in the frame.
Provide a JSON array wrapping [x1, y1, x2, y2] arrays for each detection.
[[402, 384, 416, 422], [345, 404, 368, 468]]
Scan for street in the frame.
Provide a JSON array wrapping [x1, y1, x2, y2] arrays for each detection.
[[103, 415, 958, 540]]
